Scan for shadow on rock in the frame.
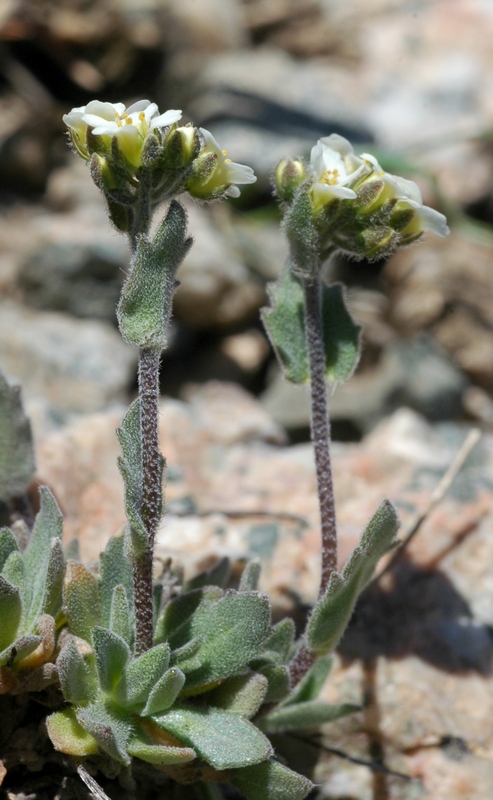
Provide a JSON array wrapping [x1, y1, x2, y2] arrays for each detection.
[[338, 555, 493, 675]]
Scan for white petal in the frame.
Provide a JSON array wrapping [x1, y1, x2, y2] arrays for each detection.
[[314, 183, 357, 200], [63, 110, 85, 129], [150, 109, 182, 128], [199, 127, 221, 153], [226, 162, 257, 185], [418, 206, 450, 237], [84, 101, 124, 119], [125, 99, 151, 115], [225, 185, 241, 198], [319, 134, 355, 158], [89, 122, 121, 135]]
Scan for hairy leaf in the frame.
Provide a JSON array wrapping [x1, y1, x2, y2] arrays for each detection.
[[100, 535, 133, 629], [155, 586, 222, 647], [262, 618, 295, 664], [109, 586, 131, 645], [128, 738, 196, 765], [238, 560, 261, 592], [117, 199, 192, 349], [262, 270, 361, 385], [0, 575, 21, 651], [47, 708, 99, 757], [283, 655, 332, 705], [142, 666, 185, 716], [184, 557, 231, 591], [154, 706, 272, 770], [92, 627, 130, 693], [63, 562, 101, 641], [307, 500, 399, 655], [119, 643, 171, 707], [76, 701, 132, 764], [259, 700, 359, 733], [116, 401, 148, 558], [0, 528, 19, 572], [207, 673, 268, 718], [0, 372, 35, 502], [230, 759, 313, 800], [259, 664, 290, 703], [57, 638, 97, 705]]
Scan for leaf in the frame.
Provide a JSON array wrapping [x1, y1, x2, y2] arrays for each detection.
[[63, 561, 101, 641], [261, 619, 295, 664], [117, 199, 192, 349], [100, 535, 133, 629], [92, 627, 130, 694], [262, 270, 361, 386], [0, 528, 19, 572], [184, 557, 231, 591], [258, 665, 290, 703], [0, 372, 35, 502], [282, 655, 332, 705], [142, 666, 185, 716], [109, 586, 131, 645], [0, 575, 21, 650], [46, 708, 99, 757], [128, 738, 196, 766], [175, 591, 272, 694], [119, 643, 170, 707], [258, 700, 359, 734], [57, 638, 97, 705], [239, 560, 261, 592], [154, 706, 272, 770], [230, 759, 313, 800], [22, 488, 64, 629], [207, 673, 268, 718], [116, 401, 148, 558], [76, 701, 132, 764], [2, 551, 25, 594], [306, 500, 399, 655], [155, 586, 223, 647]]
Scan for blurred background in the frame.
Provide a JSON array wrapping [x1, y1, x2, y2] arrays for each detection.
[[1, 0, 492, 441]]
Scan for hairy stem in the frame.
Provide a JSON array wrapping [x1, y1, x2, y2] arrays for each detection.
[[133, 347, 162, 655], [303, 276, 338, 596]]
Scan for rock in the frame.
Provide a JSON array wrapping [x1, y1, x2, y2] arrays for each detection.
[[161, 0, 247, 52], [0, 302, 137, 413]]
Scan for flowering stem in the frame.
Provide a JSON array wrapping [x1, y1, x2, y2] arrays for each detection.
[[303, 275, 338, 596]]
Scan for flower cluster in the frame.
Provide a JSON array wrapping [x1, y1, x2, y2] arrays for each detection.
[[63, 99, 256, 205], [276, 133, 449, 262]]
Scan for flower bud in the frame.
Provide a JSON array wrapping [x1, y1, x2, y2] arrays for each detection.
[[165, 125, 201, 168], [274, 158, 306, 201]]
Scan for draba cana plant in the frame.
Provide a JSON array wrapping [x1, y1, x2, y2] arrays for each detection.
[[0, 103, 449, 799], [264, 133, 449, 682]]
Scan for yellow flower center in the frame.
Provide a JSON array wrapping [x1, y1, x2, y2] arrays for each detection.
[[221, 148, 232, 163], [321, 169, 340, 186]]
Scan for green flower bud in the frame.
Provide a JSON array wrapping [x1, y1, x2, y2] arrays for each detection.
[[274, 158, 306, 201], [165, 125, 201, 168]]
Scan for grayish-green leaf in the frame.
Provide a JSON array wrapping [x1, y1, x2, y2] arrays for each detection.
[[259, 700, 358, 733], [155, 586, 223, 648], [0, 528, 19, 572], [109, 586, 131, 645], [120, 643, 170, 707], [63, 561, 101, 642], [262, 618, 295, 664], [128, 738, 195, 765], [283, 655, 332, 706], [2, 551, 25, 594], [142, 666, 185, 715], [154, 706, 272, 770], [92, 627, 130, 694], [307, 500, 399, 655], [207, 673, 268, 718], [100, 535, 133, 629], [176, 591, 272, 694], [76, 701, 131, 764], [0, 372, 35, 502], [230, 759, 313, 800], [57, 638, 97, 705], [239, 560, 261, 592], [259, 664, 290, 703], [0, 575, 21, 650], [184, 557, 231, 592], [117, 199, 192, 349], [262, 270, 361, 385], [116, 401, 148, 558]]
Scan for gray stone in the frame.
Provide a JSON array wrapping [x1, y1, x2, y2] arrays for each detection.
[[0, 302, 137, 413]]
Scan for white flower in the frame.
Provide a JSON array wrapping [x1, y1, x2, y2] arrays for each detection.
[[360, 153, 450, 238], [63, 100, 182, 167], [309, 134, 370, 210], [191, 128, 257, 199]]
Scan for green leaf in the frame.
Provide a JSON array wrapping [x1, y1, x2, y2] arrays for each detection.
[[206, 673, 268, 718], [128, 737, 196, 765], [230, 759, 313, 800], [116, 401, 149, 558], [100, 535, 133, 629], [176, 591, 272, 694], [109, 586, 131, 645], [259, 700, 359, 733], [2, 551, 25, 594], [283, 654, 332, 705], [117, 199, 192, 349], [46, 708, 99, 757], [306, 500, 399, 655], [142, 666, 185, 715], [184, 557, 231, 592], [63, 561, 101, 641], [76, 701, 132, 764], [119, 643, 170, 707], [259, 664, 290, 703], [262, 618, 295, 664], [0, 575, 21, 650], [239, 560, 261, 592], [154, 706, 272, 770], [57, 638, 97, 705], [155, 586, 223, 648], [0, 371, 35, 502], [0, 528, 19, 572], [92, 627, 130, 693], [262, 270, 361, 385], [22, 488, 64, 629]]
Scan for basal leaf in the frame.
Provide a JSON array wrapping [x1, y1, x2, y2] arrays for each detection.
[[57, 638, 97, 705], [76, 701, 132, 764], [128, 738, 196, 765], [238, 560, 261, 592], [230, 759, 313, 800], [154, 586, 223, 648], [307, 500, 399, 655], [282, 655, 332, 706], [184, 557, 231, 592], [47, 708, 99, 757], [109, 586, 131, 645], [259, 664, 290, 703], [100, 535, 133, 629], [0, 528, 19, 572], [0, 575, 21, 651], [92, 627, 130, 693], [207, 673, 268, 718], [261, 618, 295, 664], [259, 700, 359, 734], [154, 706, 272, 770], [63, 561, 101, 641], [119, 643, 171, 707], [142, 666, 185, 716]]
